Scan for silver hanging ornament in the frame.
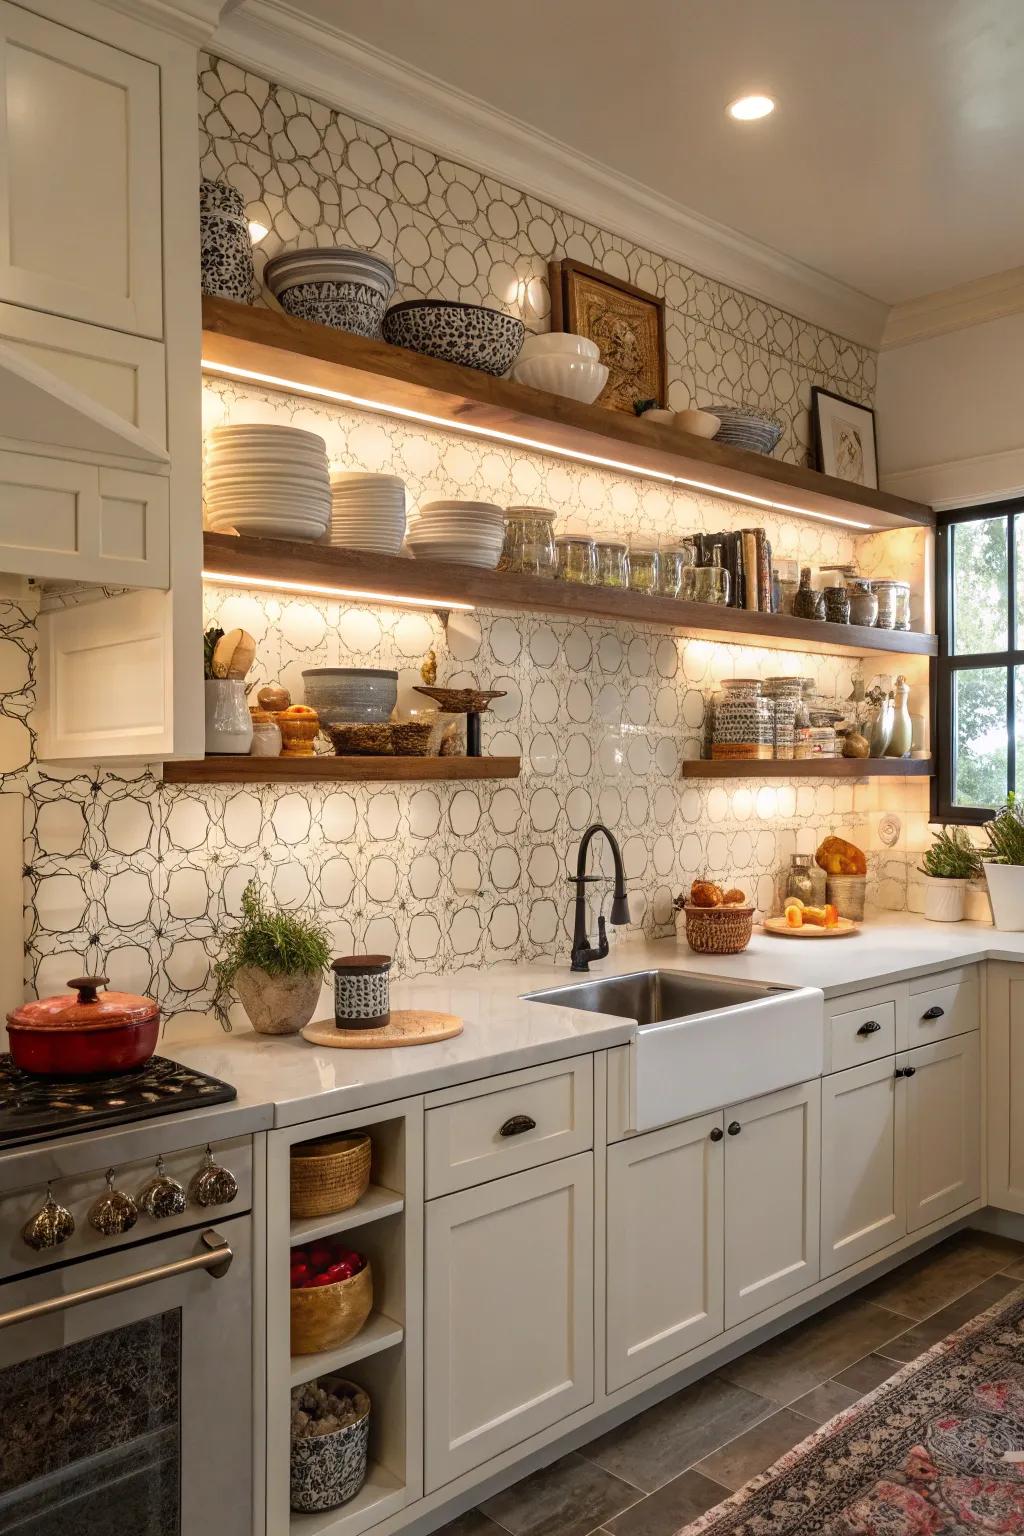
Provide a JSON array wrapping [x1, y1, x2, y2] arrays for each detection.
[[138, 1155, 187, 1220], [22, 1186, 75, 1251], [88, 1168, 139, 1236], [187, 1145, 238, 1209]]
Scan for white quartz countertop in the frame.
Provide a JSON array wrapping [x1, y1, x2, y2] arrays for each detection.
[[167, 913, 1024, 1128]]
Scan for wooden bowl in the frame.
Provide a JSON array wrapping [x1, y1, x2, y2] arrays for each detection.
[[290, 1262, 373, 1356], [683, 904, 754, 955], [290, 1133, 372, 1220]]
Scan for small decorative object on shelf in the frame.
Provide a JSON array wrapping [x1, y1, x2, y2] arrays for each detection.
[[554, 532, 597, 585], [290, 1378, 371, 1513], [413, 684, 506, 758], [249, 708, 282, 757], [675, 881, 753, 954], [811, 386, 878, 488], [816, 835, 867, 921], [843, 729, 871, 758], [824, 585, 851, 624], [203, 624, 256, 755], [331, 955, 392, 1031], [594, 537, 629, 589], [213, 879, 331, 1034], [871, 580, 901, 629], [264, 246, 395, 337], [847, 578, 879, 627], [793, 567, 825, 620], [711, 678, 773, 761], [290, 1242, 372, 1355], [279, 705, 320, 757], [785, 854, 817, 907], [290, 1132, 372, 1219], [257, 683, 291, 715], [499, 506, 557, 576], [199, 179, 255, 304], [885, 674, 913, 758], [550, 257, 666, 412], [919, 826, 982, 923], [627, 539, 659, 594]]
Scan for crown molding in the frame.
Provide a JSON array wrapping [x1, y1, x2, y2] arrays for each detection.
[[93, 0, 227, 45], [211, 0, 888, 350], [881, 445, 1024, 512], [881, 266, 1024, 352]]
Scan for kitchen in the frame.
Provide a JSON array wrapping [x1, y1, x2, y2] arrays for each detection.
[[3, 4, 1024, 1536]]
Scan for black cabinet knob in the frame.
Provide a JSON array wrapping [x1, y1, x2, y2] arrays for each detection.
[[709, 1126, 724, 1142], [499, 1114, 537, 1137], [727, 1121, 742, 1136], [904, 1065, 917, 1077], [857, 1020, 881, 1036], [922, 1005, 945, 1021], [894, 1066, 905, 1078]]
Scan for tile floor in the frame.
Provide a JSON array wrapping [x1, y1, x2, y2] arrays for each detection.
[[436, 1230, 1024, 1536]]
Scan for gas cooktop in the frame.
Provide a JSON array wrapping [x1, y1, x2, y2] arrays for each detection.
[[0, 1054, 237, 1148]]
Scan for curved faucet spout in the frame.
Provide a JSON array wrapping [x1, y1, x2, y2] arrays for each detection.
[[569, 823, 631, 972]]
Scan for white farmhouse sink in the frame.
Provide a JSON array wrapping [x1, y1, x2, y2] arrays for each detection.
[[525, 969, 824, 1131]]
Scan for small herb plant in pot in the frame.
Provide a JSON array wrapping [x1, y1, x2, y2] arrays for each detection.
[[918, 826, 981, 922], [214, 879, 331, 1034], [984, 794, 1024, 930]]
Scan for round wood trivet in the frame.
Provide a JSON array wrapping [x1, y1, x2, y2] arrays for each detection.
[[303, 1010, 464, 1049]]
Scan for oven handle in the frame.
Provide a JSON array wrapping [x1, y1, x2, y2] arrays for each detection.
[[0, 1229, 233, 1331]]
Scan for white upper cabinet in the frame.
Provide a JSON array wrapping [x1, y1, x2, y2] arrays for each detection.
[[0, 3, 162, 337]]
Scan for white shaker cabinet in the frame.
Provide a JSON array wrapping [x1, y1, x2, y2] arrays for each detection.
[[904, 1033, 981, 1232], [988, 962, 1024, 1214], [424, 1154, 594, 1492], [821, 1056, 906, 1277], [723, 1080, 821, 1328], [606, 1110, 724, 1392], [0, 2, 162, 337]]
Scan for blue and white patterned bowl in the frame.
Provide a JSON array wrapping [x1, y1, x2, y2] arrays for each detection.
[[382, 300, 525, 375], [704, 405, 783, 456]]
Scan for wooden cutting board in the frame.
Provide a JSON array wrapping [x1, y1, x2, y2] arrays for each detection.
[[303, 1010, 464, 1048]]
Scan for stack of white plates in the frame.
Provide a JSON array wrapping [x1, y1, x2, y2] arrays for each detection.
[[407, 500, 505, 568], [329, 471, 407, 554], [205, 424, 330, 540]]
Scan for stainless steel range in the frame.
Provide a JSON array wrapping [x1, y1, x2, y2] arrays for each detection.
[[0, 1058, 254, 1536]]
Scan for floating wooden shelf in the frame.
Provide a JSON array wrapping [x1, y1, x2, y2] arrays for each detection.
[[202, 296, 932, 533], [682, 757, 933, 778], [163, 753, 520, 785], [203, 531, 938, 660]]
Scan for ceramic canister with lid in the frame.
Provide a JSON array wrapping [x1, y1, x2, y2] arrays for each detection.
[[199, 178, 255, 303], [332, 956, 392, 1030]]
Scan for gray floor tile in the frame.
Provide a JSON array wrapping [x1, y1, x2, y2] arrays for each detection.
[[694, 1407, 817, 1491], [480, 1452, 641, 1536], [433, 1514, 509, 1536], [879, 1273, 1021, 1364], [787, 1379, 860, 1426], [861, 1232, 1024, 1319], [832, 1353, 901, 1394], [1002, 1256, 1024, 1280], [718, 1295, 913, 1405], [580, 1374, 772, 1493], [603, 1470, 731, 1536]]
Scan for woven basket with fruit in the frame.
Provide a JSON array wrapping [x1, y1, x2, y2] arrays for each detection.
[[290, 1241, 372, 1356], [674, 881, 754, 955]]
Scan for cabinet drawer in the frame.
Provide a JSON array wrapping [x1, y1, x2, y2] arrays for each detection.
[[904, 971, 979, 1049], [829, 999, 897, 1073], [425, 1057, 593, 1198]]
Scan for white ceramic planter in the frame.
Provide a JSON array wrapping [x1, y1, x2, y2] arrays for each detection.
[[922, 876, 966, 922], [965, 878, 993, 925], [984, 862, 1024, 931], [204, 679, 253, 754]]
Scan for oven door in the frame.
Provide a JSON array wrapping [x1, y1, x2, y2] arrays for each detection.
[[0, 1214, 252, 1536]]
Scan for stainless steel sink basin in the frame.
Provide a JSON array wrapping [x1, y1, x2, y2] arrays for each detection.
[[526, 970, 785, 1026], [524, 967, 824, 1132]]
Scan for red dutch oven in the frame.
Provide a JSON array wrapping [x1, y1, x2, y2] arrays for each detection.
[[6, 975, 160, 1077]]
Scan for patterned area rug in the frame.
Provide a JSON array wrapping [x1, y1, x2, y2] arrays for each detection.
[[678, 1284, 1024, 1535]]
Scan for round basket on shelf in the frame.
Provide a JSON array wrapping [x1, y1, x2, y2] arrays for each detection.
[[290, 1133, 372, 1220], [291, 1263, 373, 1356], [682, 905, 754, 955]]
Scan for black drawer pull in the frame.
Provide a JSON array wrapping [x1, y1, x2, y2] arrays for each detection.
[[894, 1066, 905, 1078], [709, 1127, 724, 1142], [727, 1121, 742, 1136], [922, 1005, 945, 1021], [499, 1115, 536, 1137], [904, 1065, 916, 1077], [857, 1020, 882, 1036]]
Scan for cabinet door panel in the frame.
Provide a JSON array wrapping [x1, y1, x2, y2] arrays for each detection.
[[0, 4, 162, 335], [606, 1111, 724, 1392], [821, 1058, 906, 1278], [424, 1154, 593, 1491], [906, 1033, 981, 1232], [725, 1081, 820, 1328], [988, 964, 1024, 1214]]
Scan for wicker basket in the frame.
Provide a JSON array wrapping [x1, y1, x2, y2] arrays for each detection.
[[290, 1133, 372, 1220], [291, 1263, 373, 1356], [683, 904, 754, 955]]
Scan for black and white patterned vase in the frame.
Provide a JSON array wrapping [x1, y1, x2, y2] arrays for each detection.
[[331, 955, 392, 1030], [199, 178, 255, 304]]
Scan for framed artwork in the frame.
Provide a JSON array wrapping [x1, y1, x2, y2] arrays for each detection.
[[811, 387, 879, 489], [549, 258, 666, 413]]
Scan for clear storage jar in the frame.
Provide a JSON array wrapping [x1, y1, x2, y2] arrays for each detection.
[[500, 506, 556, 576], [657, 545, 692, 598], [594, 538, 629, 588], [628, 540, 660, 594], [554, 533, 597, 585]]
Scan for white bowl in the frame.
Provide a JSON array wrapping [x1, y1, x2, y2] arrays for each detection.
[[512, 354, 609, 404], [639, 408, 674, 426], [518, 331, 600, 362], [674, 408, 721, 439]]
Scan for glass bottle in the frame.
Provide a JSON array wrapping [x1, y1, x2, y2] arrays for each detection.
[[885, 675, 913, 758], [786, 854, 816, 906]]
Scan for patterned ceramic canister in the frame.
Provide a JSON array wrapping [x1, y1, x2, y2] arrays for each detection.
[[290, 1380, 370, 1513], [712, 681, 773, 747], [331, 956, 391, 1030], [199, 178, 255, 303]]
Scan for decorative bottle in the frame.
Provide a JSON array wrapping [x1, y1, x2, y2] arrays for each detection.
[[885, 675, 913, 759]]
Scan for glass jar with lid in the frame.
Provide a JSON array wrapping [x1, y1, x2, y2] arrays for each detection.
[[658, 543, 694, 598], [594, 538, 629, 589], [554, 533, 597, 585], [628, 539, 660, 594], [499, 505, 556, 577]]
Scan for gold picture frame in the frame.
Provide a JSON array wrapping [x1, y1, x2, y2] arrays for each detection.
[[550, 258, 667, 413]]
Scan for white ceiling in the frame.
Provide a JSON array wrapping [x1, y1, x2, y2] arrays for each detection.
[[286, 0, 1024, 308]]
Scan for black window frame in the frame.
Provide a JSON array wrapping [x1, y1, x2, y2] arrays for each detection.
[[935, 496, 1024, 824]]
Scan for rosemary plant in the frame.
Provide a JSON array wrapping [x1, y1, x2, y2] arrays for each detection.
[[918, 825, 983, 880], [985, 793, 1024, 866], [213, 879, 332, 1024]]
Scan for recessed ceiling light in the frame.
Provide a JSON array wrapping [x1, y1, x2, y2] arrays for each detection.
[[728, 95, 775, 122]]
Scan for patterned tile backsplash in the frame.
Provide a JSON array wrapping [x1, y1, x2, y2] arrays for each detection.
[[0, 51, 930, 1036]]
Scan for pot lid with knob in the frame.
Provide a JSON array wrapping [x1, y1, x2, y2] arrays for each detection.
[[7, 976, 160, 1034]]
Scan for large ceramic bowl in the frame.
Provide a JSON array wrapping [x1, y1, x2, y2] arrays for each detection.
[[512, 353, 609, 404], [382, 300, 525, 375], [704, 404, 783, 456], [302, 668, 398, 724], [517, 331, 600, 362], [265, 247, 396, 337]]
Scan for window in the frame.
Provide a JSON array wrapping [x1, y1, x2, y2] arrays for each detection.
[[936, 499, 1024, 822]]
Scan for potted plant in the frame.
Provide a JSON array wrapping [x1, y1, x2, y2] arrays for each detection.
[[214, 879, 331, 1034], [918, 826, 981, 922], [984, 794, 1024, 930]]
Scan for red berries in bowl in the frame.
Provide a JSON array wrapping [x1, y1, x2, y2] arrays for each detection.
[[291, 1240, 367, 1290]]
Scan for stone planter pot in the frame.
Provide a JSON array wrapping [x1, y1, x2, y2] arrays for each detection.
[[922, 875, 966, 923], [235, 965, 322, 1035]]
